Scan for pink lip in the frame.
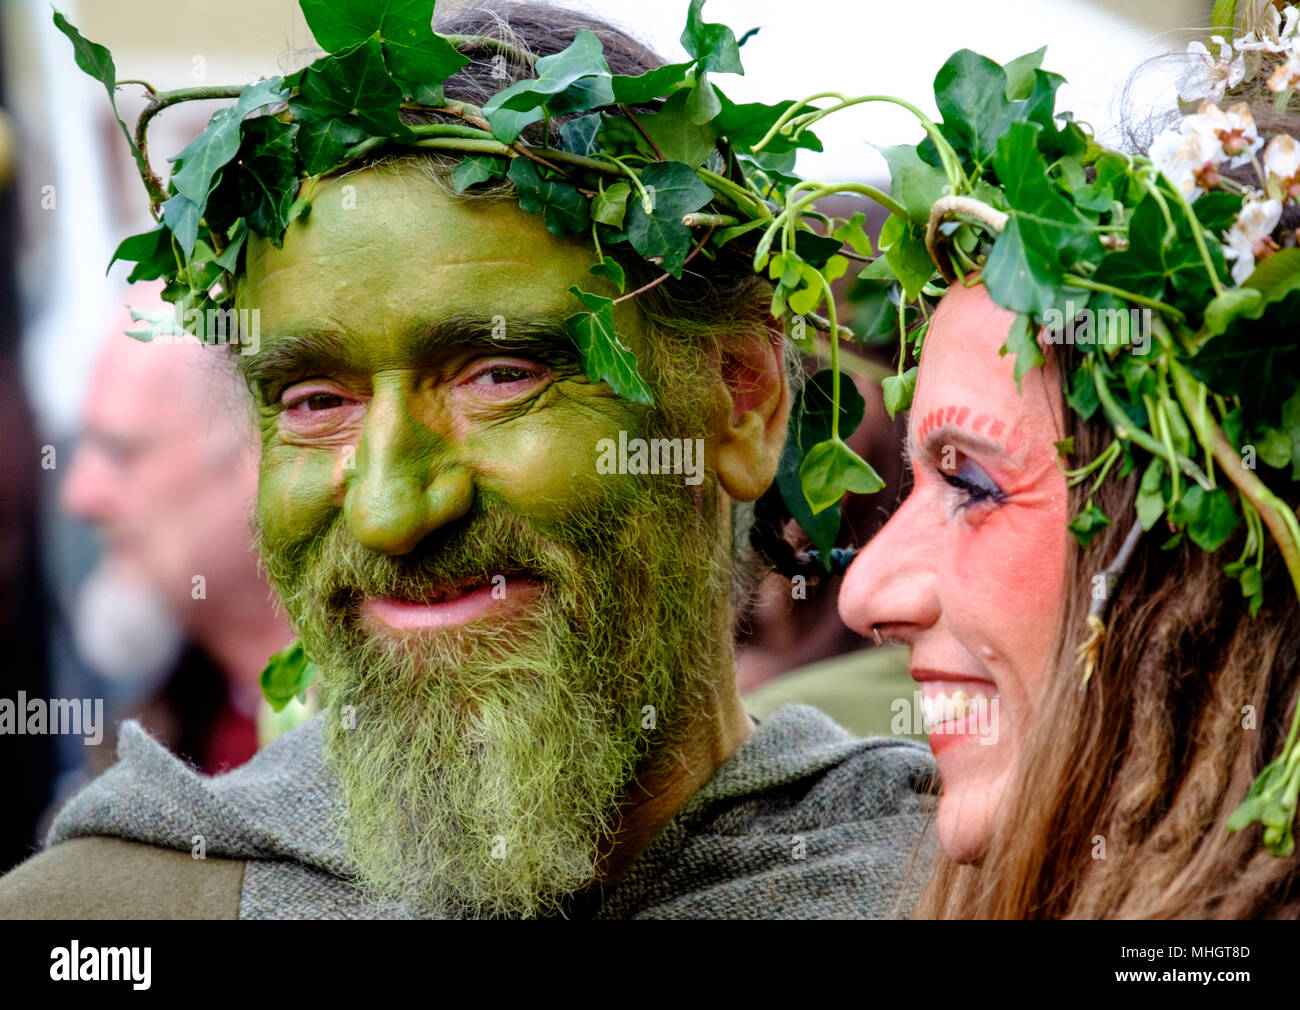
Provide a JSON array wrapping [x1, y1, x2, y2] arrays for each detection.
[[910, 667, 998, 687], [361, 576, 541, 631]]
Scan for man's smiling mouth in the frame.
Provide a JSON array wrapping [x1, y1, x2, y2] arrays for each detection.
[[359, 574, 543, 631]]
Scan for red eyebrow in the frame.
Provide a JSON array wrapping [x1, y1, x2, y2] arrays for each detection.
[[915, 404, 1021, 455]]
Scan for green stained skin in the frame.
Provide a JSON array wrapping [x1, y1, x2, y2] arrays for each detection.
[[236, 165, 650, 555]]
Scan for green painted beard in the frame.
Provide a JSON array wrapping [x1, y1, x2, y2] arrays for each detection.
[[255, 463, 731, 919]]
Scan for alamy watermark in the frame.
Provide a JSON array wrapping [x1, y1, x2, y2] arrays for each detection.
[[891, 689, 1000, 744], [126, 305, 261, 356], [1041, 301, 1152, 356], [0, 693, 103, 745], [595, 431, 705, 486]]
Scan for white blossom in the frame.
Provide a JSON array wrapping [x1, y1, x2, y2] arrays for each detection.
[[1183, 101, 1264, 167], [1222, 199, 1283, 285], [1149, 124, 1226, 200], [1235, 6, 1300, 53], [1179, 36, 1246, 101], [1267, 40, 1300, 91], [1263, 133, 1300, 198]]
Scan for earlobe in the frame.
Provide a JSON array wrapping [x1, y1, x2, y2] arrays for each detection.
[[712, 329, 791, 503]]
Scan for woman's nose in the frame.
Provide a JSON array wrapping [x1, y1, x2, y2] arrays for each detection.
[[837, 487, 942, 643]]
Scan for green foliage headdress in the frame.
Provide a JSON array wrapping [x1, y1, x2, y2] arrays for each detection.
[[57, 0, 1300, 856]]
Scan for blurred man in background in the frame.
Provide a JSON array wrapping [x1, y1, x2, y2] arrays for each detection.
[[60, 286, 293, 778]]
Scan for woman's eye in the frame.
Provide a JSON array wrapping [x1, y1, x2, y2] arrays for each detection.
[[941, 458, 1006, 508]]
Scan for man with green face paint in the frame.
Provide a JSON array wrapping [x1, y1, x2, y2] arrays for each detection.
[[0, 3, 935, 920]]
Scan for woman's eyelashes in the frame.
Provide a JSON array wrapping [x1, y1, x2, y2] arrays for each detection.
[[940, 458, 1007, 509]]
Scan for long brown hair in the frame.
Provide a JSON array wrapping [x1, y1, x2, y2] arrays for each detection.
[[915, 88, 1300, 917]]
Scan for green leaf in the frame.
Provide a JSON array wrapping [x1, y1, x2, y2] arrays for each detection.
[[260, 639, 318, 712], [879, 215, 934, 303], [214, 220, 249, 273], [559, 113, 603, 156], [1068, 501, 1111, 547], [168, 77, 289, 210], [777, 370, 867, 559], [565, 287, 653, 404], [878, 144, 951, 228], [483, 30, 612, 116], [610, 61, 695, 104], [685, 73, 722, 124], [1136, 458, 1167, 531], [882, 366, 918, 418], [641, 90, 718, 167], [1002, 46, 1047, 101], [451, 154, 508, 191], [299, 0, 469, 99], [295, 116, 367, 176], [832, 213, 873, 257], [108, 225, 175, 282], [625, 161, 713, 277], [932, 49, 1019, 166], [237, 117, 300, 240], [591, 182, 631, 227], [589, 258, 625, 293], [289, 37, 415, 148], [1173, 485, 1239, 552], [799, 438, 884, 515], [161, 193, 202, 258], [714, 93, 823, 154], [1000, 312, 1045, 389], [507, 158, 590, 236], [982, 121, 1099, 317], [52, 10, 147, 176], [682, 0, 744, 75]]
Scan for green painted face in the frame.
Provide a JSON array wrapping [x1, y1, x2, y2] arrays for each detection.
[[236, 163, 734, 917], [236, 164, 651, 553]]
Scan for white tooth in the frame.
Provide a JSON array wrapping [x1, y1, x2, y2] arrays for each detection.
[[951, 688, 968, 722]]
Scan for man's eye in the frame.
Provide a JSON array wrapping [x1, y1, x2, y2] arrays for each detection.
[[288, 392, 345, 411], [940, 459, 1006, 508], [465, 363, 545, 387]]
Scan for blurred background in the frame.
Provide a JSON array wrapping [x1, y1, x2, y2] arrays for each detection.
[[0, 0, 1211, 872]]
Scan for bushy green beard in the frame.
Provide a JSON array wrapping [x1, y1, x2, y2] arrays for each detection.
[[255, 462, 731, 919]]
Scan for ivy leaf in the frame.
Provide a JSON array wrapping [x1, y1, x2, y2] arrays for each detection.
[[982, 121, 1099, 317], [1172, 485, 1239, 552], [299, 0, 469, 100], [589, 258, 626, 294], [932, 49, 1019, 167], [161, 193, 202, 258], [52, 10, 147, 176], [295, 117, 368, 176], [260, 639, 318, 712], [610, 61, 695, 104], [626, 161, 713, 277], [1000, 312, 1045, 389], [832, 213, 873, 257], [641, 90, 718, 167], [685, 72, 723, 124], [1068, 501, 1111, 547], [878, 144, 951, 227], [507, 158, 590, 236], [289, 37, 415, 150], [559, 113, 603, 156], [592, 182, 631, 227], [1136, 458, 1168, 531], [565, 287, 653, 405], [1002, 46, 1047, 100], [1067, 367, 1100, 420], [777, 371, 867, 560], [714, 93, 823, 154], [681, 0, 744, 75], [214, 220, 249, 273], [882, 366, 918, 418], [879, 215, 934, 303], [236, 117, 300, 241], [108, 225, 175, 282], [483, 30, 612, 116], [168, 77, 289, 209], [451, 154, 507, 191], [800, 438, 885, 515]]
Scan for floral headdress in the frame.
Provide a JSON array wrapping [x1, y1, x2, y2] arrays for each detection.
[[58, 0, 1300, 855]]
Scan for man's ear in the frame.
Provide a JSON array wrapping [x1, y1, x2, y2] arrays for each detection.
[[711, 325, 790, 502]]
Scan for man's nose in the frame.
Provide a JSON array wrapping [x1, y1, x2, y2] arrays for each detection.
[[60, 444, 115, 524], [837, 487, 942, 643], [342, 383, 473, 555]]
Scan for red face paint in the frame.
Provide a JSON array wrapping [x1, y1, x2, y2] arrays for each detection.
[[837, 281, 1068, 863]]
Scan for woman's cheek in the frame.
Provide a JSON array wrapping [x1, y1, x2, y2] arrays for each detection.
[[257, 444, 344, 544]]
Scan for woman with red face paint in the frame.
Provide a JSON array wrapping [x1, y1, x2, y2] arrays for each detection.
[[838, 40, 1300, 916]]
